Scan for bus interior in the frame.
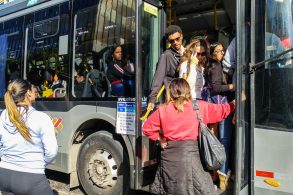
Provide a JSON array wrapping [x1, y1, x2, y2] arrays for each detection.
[[168, 0, 236, 48]]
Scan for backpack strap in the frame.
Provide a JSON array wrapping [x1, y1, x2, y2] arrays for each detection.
[[192, 100, 203, 123]]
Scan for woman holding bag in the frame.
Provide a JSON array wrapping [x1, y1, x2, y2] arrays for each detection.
[[142, 78, 235, 195]]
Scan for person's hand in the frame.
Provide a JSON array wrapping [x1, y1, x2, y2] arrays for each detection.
[[231, 99, 236, 105], [158, 136, 167, 149], [229, 84, 235, 90], [191, 54, 198, 65], [232, 113, 236, 125], [147, 102, 155, 111]]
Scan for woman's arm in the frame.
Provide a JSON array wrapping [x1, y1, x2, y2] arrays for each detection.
[[142, 109, 162, 141], [109, 62, 125, 80], [210, 62, 234, 93], [40, 113, 58, 165], [198, 100, 235, 124]]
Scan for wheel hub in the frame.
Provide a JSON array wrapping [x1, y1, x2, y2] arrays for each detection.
[[88, 149, 118, 189]]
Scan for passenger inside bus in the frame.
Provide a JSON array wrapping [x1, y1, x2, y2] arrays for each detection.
[[106, 44, 134, 97], [209, 42, 235, 190], [8, 61, 20, 82], [74, 66, 92, 98], [179, 39, 206, 100]]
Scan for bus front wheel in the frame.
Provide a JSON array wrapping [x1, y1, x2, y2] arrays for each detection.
[[77, 132, 130, 195]]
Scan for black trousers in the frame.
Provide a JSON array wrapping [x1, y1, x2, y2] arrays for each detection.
[[0, 167, 54, 195]]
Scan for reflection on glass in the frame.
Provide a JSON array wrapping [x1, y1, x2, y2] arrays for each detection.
[[254, 0, 293, 130], [74, 0, 136, 98], [141, 4, 160, 98], [265, 0, 293, 68]]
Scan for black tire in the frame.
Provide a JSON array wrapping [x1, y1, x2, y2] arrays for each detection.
[[77, 131, 130, 195]]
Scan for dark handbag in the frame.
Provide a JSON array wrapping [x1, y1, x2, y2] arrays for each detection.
[[192, 100, 226, 170], [201, 86, 228, 104]]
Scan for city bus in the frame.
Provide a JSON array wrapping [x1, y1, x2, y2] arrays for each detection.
[[0, 0, 293, 195]]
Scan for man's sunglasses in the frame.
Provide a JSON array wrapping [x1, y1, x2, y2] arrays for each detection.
[[169, 36, 181, 44], [196, 52, 206, 56]]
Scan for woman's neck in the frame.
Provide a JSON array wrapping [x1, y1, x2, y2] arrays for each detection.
[[17, 102, 31, 107]]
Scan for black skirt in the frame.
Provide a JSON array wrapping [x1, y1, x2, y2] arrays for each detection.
[[151, 140, 216, 195]]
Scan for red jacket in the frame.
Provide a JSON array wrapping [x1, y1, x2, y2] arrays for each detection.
[[143, 100, 235, 141]]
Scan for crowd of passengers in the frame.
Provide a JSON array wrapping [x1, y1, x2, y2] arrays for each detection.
[[143, 25, 238, 195], [0, 23, 287, 195]]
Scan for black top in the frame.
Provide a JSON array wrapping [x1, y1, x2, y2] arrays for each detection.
[[148, 47, 181, 104], [203, 58, 230, 96], [107, 60, 132, 83]]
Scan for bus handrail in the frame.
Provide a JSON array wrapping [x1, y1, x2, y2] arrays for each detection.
[[249, 47, 293, 73]]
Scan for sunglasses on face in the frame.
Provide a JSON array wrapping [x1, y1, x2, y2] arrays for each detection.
[[196, 52, 206, 56], [169, 36, 181, 44], [215, 49, 224, 54]]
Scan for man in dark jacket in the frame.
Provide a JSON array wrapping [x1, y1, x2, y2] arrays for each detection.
[[147, 25, 184, 110]]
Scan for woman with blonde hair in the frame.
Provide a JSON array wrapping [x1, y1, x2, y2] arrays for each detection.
[[0, 79, 58, 195], [143, 78, 235, 195], [179, 39, 208, 99]]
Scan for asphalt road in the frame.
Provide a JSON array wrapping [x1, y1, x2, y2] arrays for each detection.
[[46, 170, 154, 195]]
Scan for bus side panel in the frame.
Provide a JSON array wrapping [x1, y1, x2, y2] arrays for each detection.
[[254, 128, 293, 194], [46, 104, 116, 173]]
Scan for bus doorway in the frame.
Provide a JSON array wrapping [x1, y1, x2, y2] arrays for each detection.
[[164, 0, 250, 195], [251, 0, 293, 194]]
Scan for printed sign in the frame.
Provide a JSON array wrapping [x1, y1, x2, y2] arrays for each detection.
[[116, 98, 136, 135], [144, 2, 158, 17]]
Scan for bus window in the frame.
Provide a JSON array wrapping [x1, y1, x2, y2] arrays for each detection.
[[33, 17, 59, 40], [141, 4, 160, 99], [0, 17, 23, 98], [265, 0, 292, 69], [25, 4, 69, 99], [255, 0, 293, 130], [73, 1, 136, 98]]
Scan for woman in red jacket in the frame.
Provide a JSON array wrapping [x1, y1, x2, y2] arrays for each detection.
[[142, 78, 235, 195]]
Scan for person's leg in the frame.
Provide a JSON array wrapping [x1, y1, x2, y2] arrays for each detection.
[[29, 174, 55, 195], [0, 168, 13, 194], [218, 112, 234, 190], [111, 83, 125, 96], [123, 79, 135, 97], [13, 172, 54, 195], [0, 168, 54, 195]]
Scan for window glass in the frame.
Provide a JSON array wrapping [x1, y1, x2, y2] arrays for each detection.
[[265, 0, 293, 68], [26, 5, 69, 99], [254, 0, 293, 130], [0, 17, 23, 98], [33, 17, 59, 39], [141, 2, 160, 99], [73, 0, 136, 98]]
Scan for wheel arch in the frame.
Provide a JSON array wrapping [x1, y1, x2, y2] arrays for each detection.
[[69, 117, 135, 173]]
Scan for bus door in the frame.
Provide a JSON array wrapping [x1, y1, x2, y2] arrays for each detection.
[[135, 0, 163, 190], [251, 0, 293, 194], [24, 2, 70, 99], [234, 0, 251, 194]]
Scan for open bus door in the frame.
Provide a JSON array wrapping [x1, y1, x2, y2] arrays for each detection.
[[234, 0, 251, 194], [135, 0, 165, 191], [250, 0, 293, 195]]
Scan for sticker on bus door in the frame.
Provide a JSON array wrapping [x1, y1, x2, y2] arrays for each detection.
[[116, 98, 136, 135]]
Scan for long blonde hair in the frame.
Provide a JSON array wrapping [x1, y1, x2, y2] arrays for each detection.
[[166, 78, 192, 112], [4, 79, 32, 142], [180, 39, 199, 66]]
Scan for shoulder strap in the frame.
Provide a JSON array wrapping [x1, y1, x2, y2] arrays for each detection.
[[192, 100, 203, 123]]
